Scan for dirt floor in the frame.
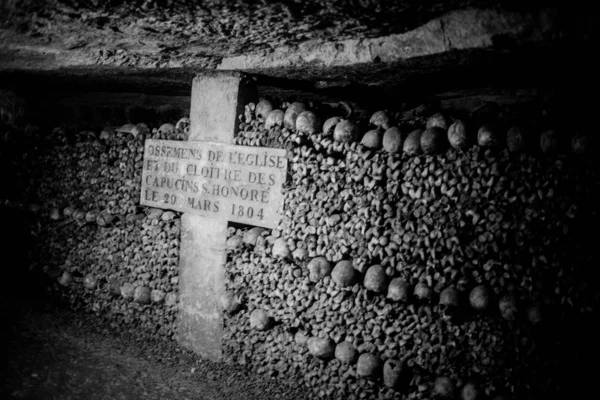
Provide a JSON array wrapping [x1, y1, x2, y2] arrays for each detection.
[[1, 304, 311, 400]]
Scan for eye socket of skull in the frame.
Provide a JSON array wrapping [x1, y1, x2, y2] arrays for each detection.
[[441, 307, 454, 321]]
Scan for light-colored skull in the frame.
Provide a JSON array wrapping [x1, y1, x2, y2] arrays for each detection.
[[175, 117, 190, 134], [99, 127, 114, 140], [158, 123, 175, 138], [49, 207, 61, 220]]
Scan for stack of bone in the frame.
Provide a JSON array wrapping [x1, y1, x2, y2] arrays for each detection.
[[224, 99, 598, 399], [1, 97, 598, 399], [0, 118, 190, 340]]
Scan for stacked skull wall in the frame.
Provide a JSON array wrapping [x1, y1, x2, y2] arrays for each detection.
[[0, 98, 598, 400], [224, 101, 598, 400], [0, 122, 187, 341]]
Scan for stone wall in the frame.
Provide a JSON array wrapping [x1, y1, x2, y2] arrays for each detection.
[[1, 97, 598, 400]]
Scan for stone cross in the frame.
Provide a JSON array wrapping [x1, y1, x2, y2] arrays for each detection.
[[140, 72, 287, 361]]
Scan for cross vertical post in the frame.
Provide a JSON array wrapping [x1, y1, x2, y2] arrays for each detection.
[[177, 72, 257, 361]]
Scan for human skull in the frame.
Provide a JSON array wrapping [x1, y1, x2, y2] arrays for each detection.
[[73, 210, 86, 221], [99, 127, 114, 141], [249, 309, 271, 330], [296, 111, 321, 135], [220, 290, 242, 313], [283, 102, 307, 130], [323, 117, 341, 136], [49, 207, 61, 221], [265, 109, 284, 129], [158, 123, 176, 138], [175, 117, 190, 138], [370, 110, 392, 130], [333, 119, 360, 142], [256, 100, 274, 120], [439, 286, 460, 318], [58, 271, 72, 287], [83, 274, 97, 290], [85, 210, 99, 223], [151, 289, 166, 303]]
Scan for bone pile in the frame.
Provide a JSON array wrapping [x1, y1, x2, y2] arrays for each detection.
[[224, 99, 598, 399]]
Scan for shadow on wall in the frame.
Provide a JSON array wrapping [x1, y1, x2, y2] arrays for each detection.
[[0, 89, 27, 126], [0, 89, 190, 130], [0, 207, 52, 322]]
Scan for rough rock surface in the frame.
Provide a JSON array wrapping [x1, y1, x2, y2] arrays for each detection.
[[2, 2, 569, 71], [219, 8, 563, 71], [1, 1, 591, 102]]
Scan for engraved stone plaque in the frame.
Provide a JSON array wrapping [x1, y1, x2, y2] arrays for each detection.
[[140, 139, 287, 229]]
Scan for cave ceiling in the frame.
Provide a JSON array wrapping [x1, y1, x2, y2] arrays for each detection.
[[0, 0, 597, 115]]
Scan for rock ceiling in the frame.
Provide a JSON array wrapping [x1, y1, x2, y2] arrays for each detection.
[[1, 1, 534, 68], [0, 1, 597, 114]]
